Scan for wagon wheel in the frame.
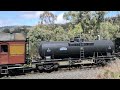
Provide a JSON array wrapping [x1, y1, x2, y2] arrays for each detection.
[[54, 64, 59, 71], [96, 59, 106, 66], [38, 65, 44, 73], [101, 59, 107, 66], [79, 64, 84, 69], [43, 64, 54, 72]]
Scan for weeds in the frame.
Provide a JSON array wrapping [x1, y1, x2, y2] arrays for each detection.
[[97, 59, 120, 79]]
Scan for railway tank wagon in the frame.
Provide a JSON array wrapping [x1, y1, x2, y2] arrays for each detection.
[[39, 37, 114, 60], [36, 37, 115, 71]]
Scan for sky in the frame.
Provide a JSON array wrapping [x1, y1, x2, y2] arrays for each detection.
[[0, 11, 119, 27]]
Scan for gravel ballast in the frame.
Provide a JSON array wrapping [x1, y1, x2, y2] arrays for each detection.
[[0, 67, 104, 79]]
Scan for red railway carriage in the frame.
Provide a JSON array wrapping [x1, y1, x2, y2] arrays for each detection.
[[0, 33, 26, 65]]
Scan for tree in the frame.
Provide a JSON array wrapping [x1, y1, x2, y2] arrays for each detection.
[[95, 11, 107, 34], [38, 11, 58, 32], [100, 22, 119, 40], [63, 11, 107, 36], [63, 11, 92, 33], [27, 26, 55, 57], [72, 23, 83, 37], [39, 11, 57, 25], [10, 26, 30, 36], [3, 28, 10, 33], [11, 27, 22, 33], [53, 26, 69, 41]]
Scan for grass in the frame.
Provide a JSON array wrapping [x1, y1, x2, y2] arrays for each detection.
[[97, 58, 120, 79]]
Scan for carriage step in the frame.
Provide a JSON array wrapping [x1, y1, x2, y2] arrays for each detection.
[[1, 69, 8, 74], [1, 67, 8, 74]]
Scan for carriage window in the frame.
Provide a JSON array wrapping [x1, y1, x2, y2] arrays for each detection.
[[1, 45, 8, 52]]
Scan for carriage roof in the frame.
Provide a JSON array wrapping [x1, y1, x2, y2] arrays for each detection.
[[0, 33, 26, 41]]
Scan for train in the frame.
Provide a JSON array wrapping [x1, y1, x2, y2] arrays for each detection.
[[0, 33, 120, 75]]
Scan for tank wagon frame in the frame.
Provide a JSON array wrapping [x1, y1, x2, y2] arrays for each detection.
[[33, 51, 115, 72], [33, 37, 115, 72]]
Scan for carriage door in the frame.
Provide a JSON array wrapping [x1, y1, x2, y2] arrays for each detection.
[[0, 43, 9, 64]]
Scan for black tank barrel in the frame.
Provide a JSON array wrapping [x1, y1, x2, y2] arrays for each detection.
[[39, 39, 114, 59]]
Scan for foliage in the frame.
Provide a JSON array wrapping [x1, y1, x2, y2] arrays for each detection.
[[97, 59, 120, 79], [39, 11, 57, 24], [27, 25, 70, 57], [67, 23, 83, 39], [53, 26, 69, 41], [2, 28, 11, 33], [100, 22, 119, 40], [11, 27, 29, 36]]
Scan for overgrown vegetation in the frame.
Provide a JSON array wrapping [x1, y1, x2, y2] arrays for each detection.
[[97, 58, 120, 79]]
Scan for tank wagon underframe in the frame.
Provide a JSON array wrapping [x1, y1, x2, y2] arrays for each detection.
[[36, 37, 115, 72], [33, 53, 115, 72]]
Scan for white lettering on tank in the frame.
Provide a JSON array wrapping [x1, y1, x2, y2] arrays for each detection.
[[108, 46, 111, 49], [47, 48, 51, 52], [60, 47, 67, 51]]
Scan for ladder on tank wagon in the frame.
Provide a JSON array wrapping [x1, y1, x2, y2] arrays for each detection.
[[80, 47, 84, 60]]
